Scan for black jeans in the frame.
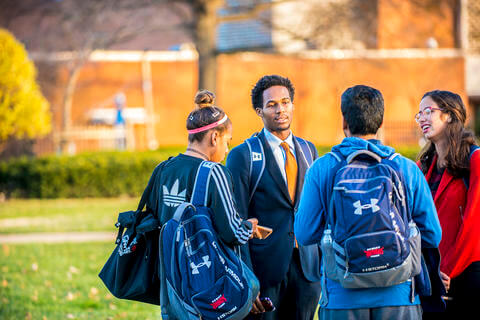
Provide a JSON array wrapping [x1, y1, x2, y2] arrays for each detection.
[[423, 261, 480, 319]]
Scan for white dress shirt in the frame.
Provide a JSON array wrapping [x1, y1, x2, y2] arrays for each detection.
[[263, 128, 296, 183]]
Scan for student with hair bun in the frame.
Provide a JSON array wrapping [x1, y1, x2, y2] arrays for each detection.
[[145, 89, 259, 256]]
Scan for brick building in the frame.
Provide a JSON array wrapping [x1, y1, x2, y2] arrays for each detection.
[[2, 0, 477, 154]]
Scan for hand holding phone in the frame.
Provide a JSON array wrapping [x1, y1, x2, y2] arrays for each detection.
[[260, 297, 275, 312], [255, 225, 273, 239]]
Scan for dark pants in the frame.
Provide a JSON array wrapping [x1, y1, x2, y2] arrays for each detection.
[[319, 305, 422, 320], [247, 249, 321, 320], [423, 261, 480, 320]]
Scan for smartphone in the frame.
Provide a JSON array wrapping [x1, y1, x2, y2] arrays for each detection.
[[260, 297, 275, 312], [256, 225, 273, 239]]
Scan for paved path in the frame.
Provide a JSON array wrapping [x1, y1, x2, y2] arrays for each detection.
[[0, 231, 116, 244]]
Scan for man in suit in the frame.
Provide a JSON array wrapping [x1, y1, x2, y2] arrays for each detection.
[[226, 75, 322, 320]]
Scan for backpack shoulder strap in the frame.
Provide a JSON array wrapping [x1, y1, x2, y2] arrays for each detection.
[[295, 137, 314, 167], [327, 151, 342, 163], [245, 135, 265, 203], [471, 144, 480, 156], [191, 161, 215, 206], [325, 151, 346, 228], [463, 145, 480, 189], [172, 161, 214, 222], [382, 153, 412, 222]]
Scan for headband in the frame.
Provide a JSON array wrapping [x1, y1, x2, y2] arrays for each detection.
[[187, 114, 228, 134]]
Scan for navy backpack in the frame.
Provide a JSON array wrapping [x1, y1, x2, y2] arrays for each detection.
[[320, 150, 422, 294], [159, 161, 259, 320]]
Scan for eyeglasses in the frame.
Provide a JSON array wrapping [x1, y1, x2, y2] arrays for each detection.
[[414, 107, 442, 123]]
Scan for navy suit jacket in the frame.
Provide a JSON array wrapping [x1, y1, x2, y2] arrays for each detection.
[[226, 130, 322, 288]]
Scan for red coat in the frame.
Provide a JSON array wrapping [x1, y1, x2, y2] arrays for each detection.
[[421, 151, 480, 278]]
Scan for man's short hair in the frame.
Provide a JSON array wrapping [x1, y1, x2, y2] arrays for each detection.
[[251, 75, 295, 110], [341, 85, 384, 135]]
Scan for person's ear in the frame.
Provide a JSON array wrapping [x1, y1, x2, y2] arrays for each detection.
[[255, 107, 263, 117], [343, 118, 351, 138], [443, 113, 452, 123], [211, 130, 218, 146]]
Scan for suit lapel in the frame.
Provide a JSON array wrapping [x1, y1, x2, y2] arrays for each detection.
[[258, 131, 291, 203], [293, 136, 308, 208]]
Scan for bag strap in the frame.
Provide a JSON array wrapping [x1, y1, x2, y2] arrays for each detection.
[[159, 223, 172, 317], [171, 161, 214, 223], [191, 161, 215, 206], [325, 151, 345, 229], [115, 161, 165, 245], [295, 137, 314, 167], [246, 134, 265, 204], [463, 144, 480, 189]]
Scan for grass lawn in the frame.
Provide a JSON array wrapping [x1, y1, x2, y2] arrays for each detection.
[[0, 198, 139, 234], [0, 241, 161, 320], [0, 197, 321, 319], [0, 241, 320, 320]]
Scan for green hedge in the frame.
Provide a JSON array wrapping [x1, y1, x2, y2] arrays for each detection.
[[0, 147, 184, 198], [317, 145, 420, 161], [0, 145, 420, 199]]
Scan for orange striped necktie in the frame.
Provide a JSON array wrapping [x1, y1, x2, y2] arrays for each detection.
[[280, 142, 297, 203]]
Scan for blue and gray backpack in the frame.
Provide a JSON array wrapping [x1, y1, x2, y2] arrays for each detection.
[[320, 150, 422, 294], [159, 161, 259, 320]]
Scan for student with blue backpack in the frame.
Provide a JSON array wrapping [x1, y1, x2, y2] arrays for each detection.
[[145, 90, 261, 319], [416, 90, 480, 319], [294, 85, 442, 319]]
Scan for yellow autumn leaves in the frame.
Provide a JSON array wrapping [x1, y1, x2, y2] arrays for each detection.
[[0, 29, 51, 142]]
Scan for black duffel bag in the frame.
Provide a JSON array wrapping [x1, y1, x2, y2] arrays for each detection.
[[99, 163, 164, 305]]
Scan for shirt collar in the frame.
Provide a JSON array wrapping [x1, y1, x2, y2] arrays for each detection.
[[263, 128, 294, 150]]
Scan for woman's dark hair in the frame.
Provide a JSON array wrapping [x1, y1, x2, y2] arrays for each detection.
[[186, 90, 231, 143], [251, 75, 295, 111], [417, 90, 476, 178]]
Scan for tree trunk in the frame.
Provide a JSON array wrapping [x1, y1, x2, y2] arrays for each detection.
[[194, 0, 222, 93], [60, 64, 81, 153]]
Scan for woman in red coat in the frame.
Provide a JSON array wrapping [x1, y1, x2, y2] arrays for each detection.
[[416, 90, 480, 317]]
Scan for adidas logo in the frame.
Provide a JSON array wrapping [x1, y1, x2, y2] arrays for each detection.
[[163, 180, 186, 207]]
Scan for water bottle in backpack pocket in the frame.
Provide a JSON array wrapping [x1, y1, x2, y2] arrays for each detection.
[[322, 150, 422, 289]]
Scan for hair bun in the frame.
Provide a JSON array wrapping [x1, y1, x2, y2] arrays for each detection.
[[194, 90, 215, 109]]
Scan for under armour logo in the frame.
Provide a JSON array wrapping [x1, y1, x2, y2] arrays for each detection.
[[252, 152, 262, 161], [190, 255, 212, 274], [353, 199, 380, 215]]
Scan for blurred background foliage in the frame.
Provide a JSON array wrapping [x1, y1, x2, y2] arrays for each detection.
[[0, 29, 51, 149], [0, 145, 420, 199]]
